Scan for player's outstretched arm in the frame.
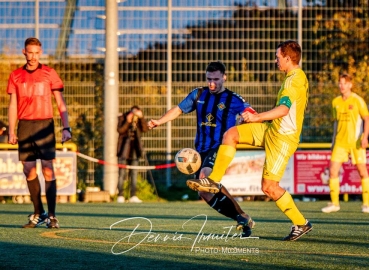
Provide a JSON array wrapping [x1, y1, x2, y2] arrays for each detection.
[[148, 106, 182, 129], [244, 105, 289, 123]]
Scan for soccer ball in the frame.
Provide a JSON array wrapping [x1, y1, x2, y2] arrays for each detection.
[[175, 148, 202, 175]]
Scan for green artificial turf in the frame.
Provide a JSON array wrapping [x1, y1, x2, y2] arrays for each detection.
[[0, 201, 368, 270]]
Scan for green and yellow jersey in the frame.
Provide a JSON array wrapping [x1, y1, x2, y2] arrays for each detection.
[[332, 93, 369, 148], [268, 68, 309, 144]]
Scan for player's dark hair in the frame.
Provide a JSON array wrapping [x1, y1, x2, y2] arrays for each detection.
[[339, 74, 352, 83], [277, 40, 301, 64], [130, 105, 140, 111], [25, 37, 42, 48], [206, 61, 226, 74]]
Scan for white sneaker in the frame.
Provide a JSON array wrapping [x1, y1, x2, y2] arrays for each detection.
[[321, 203, 340, 213], [117, 196, 125, 203], [129, 196, 142, 203], [362, 205, 369, 213]]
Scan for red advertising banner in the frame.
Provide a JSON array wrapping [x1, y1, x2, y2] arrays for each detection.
[[294, 150, 368, 194]]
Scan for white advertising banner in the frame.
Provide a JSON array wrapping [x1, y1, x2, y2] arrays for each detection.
[[0, 150, 76, 195], [220, 150, 294, 195]]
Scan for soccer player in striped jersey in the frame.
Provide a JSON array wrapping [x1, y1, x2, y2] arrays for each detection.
[[148, 61, 257, 237], [321, 74, 369, 214], [187, 40, 312, 241]]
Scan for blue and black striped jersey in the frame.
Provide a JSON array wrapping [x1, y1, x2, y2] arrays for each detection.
[[178, 87, 252, 153]]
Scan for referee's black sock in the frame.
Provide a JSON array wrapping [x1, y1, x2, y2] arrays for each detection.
[[26, 176, 45, 215], [45, 179, 57, 217], [205, 186, 245, 221]]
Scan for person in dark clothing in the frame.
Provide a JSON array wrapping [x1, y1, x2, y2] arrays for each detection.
[[117, 105, 148, 203], [0, 120, 8, 143], [147, 61, 256, 237]]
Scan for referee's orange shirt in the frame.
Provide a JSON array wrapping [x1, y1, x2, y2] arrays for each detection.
[[332, 93, 369, 148], [6, 64, 63, 120]]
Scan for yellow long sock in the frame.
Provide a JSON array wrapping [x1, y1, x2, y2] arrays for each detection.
[[275, 191, 306, 225], [362, 177, 369, 206], [208, 145, 236, 182], [329, 177, 340, 205]]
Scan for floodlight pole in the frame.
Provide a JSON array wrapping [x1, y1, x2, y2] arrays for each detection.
[[166, 0, 172, 187], [103, 0, 119, 195], [298, 0, 302, 66], [35, 0, 39, 38]]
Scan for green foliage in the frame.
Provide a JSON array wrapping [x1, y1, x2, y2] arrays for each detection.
[[119, 175, 158, 201], [136, 177, 159, 201], [119, 5, 300, 82], [0, 56, 21, 123], [53, 62, 105, 189], [307, 7, 369, 142], [74, 113, 93, 189], [92, 64, 105, 188]]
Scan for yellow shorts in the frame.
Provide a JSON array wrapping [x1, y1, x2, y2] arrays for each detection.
[[331, 144, 367, 164], [236, 122, 297, 181]]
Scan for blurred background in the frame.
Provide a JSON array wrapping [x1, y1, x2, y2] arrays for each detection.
[[0, 0, 368, 196]]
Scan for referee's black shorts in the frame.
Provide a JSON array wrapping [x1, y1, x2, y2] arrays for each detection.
[[17, 118, 56, 161]]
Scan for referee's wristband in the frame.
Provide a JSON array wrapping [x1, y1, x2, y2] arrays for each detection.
[[63, 127, 72, 133]]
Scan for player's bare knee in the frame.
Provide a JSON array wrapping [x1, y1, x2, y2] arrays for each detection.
[[41, 160, 55, 180], [22, 161, 37, 179], [329, 162, 342, 177], [23, 168, 37, 179], [261, 185, 272, 197], [42, 168, 54, 180], [222, 127, 239, 145], [200, 167, 212, 178], [356, 164, 368, 178], [358, 171, 368, 179], [261, 180, 278, 199]]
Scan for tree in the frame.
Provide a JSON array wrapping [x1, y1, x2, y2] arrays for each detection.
[[307, 5, 369, 142]]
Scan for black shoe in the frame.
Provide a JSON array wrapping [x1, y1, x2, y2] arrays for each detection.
[[236, 215, 255, 237], [46, 216, 60, 229], [22, 211, 48, 228], [283, 220, 312, 241], [186, 177, 221, 193]]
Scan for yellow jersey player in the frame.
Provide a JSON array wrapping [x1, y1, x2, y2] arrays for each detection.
[[322, 74, 369, 214], [187, 40, 312, 241]]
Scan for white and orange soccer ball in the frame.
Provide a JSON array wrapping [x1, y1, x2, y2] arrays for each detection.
[[174, 148, 202, 175]]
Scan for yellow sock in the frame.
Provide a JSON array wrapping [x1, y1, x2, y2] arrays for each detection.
[[208, 145, 236, 182], [362, 177, 369, 206], [276, 191, 306, 225], [329, 177, 340, 205]]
